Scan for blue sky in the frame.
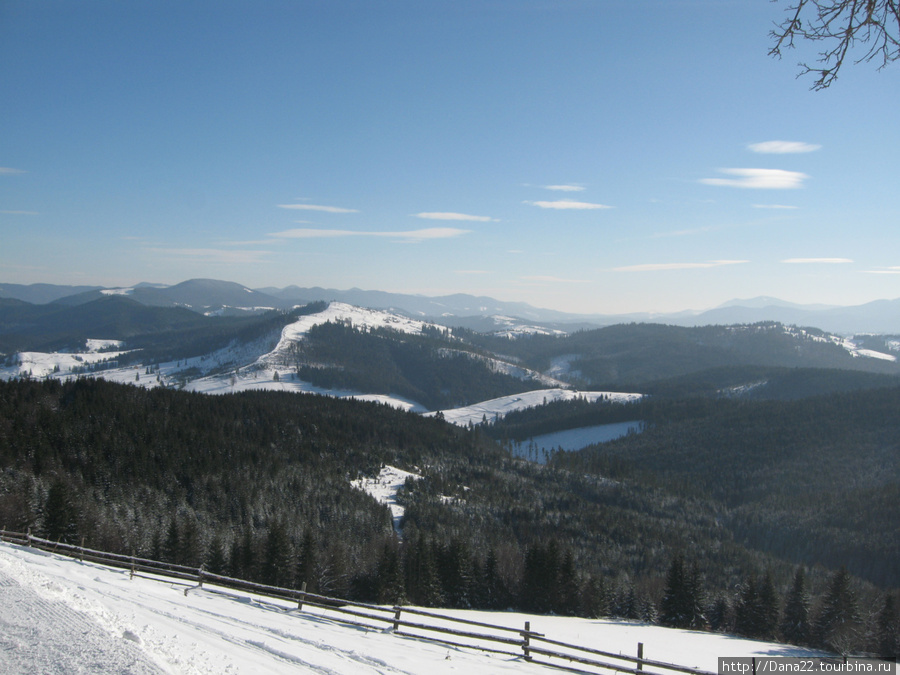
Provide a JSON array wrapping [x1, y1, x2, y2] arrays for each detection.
[[1, 0, 898, 315]]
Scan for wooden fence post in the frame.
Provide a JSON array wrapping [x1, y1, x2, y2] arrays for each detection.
[[393, 607, 402, 632], [523, 621, 532, 661], [26, 528, 31, 547], [297, 581, 307, 610], [79, 536, 85, 562], [637, 642, 644, 671]]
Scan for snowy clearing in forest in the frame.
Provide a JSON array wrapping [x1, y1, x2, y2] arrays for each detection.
[[428, 389, 642, 427]]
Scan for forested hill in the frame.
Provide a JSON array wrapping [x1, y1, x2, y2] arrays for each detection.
[[1, 377, 897, 655], [464, 322, 900, 386], [549, 384, 900, 588]]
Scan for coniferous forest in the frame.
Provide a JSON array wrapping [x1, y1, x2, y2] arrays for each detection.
[[0, 377, 897, 655]]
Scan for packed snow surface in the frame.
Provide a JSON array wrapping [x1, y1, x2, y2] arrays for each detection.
[[0, 542, 824, 675], [429, 389, 642, 427]]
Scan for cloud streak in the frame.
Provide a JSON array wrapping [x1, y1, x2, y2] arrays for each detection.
[[782, 258, 853, 264], [0, 167, 26, 175], [543, 184, 585, 192], [521, 275, 589, 283], [277, 203, 359, 213], [748, 141, 821, 154], [700, 168, 808, 189], [413, 212, 495, 222], [525, 199, 612, 210], [269, 227, 470, 242], [614, 260, 749, 272]]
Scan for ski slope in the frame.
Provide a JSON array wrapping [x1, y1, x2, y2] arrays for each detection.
[[0, 542, 825, 675]]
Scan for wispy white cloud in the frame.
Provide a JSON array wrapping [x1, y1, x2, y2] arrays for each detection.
[[146, 248, 271, 264], [0, 167, 26, 175], [413, 212, 496, 222], [525, 199, 612, 210], [614, 260, 749, 272], [752, 204, 799, 210], [782, 257, 853, 264], [864, 267, 900, 274], [700, 168, 808, 189], [277, 203, 359, 213], [521, 275, 589, 283], [269, 227, 470, 242], [748, 141, 821, 154], [543, 184, 585, 192], [0, 210, 39, 215]]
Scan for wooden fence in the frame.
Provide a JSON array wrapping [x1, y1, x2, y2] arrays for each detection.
[[1, 529, 716, 675]]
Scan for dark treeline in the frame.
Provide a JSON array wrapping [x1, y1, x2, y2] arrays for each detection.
[[0, 378, 897, 656]]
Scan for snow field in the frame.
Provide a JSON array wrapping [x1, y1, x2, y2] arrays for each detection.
[[429, 389, 642, 427], [0, 542, 825, 675]]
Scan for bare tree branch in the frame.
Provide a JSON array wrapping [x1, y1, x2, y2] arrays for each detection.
[[769, 0, 900, 89]]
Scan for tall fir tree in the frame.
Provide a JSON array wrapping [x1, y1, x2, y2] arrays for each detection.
[[41, 479, 79, 544], [875, 594, 899, 658], [660, 555, 689, 628], [815, 567, 861, 654], [781, 567, 811, 646]]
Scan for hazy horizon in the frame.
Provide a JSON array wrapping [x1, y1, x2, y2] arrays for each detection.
[[2, 1, 898, 315]]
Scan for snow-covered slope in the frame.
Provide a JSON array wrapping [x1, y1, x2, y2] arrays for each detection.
[[0, 542, 825, 675], [428, 388, 642, 427]]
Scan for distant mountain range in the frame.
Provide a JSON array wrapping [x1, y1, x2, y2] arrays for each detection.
[[1, 278, 899, 335]]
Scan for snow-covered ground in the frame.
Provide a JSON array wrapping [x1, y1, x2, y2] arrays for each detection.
[[428, 389, 642, 427], [0, 541, 825, 675], [510, 421, 644, 462]]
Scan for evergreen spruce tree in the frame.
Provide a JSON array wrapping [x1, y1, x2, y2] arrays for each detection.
[[261, 520, 293, 588], [660, 555, 689, 628], [756, 571, 780, 641], [521, 540, 560, 614], [687, 561, 708, 629], [735, 575, 761, 638], [781, 567, 811, 646], [582, 575, 611, 619], [179, 516, 202, 569], [295, 529, 318, 594], [815, 567, 861, 654], [481, 548, 506, 610], [41, 479, 79, 544], [205, 535, 228, 576], [163, 515, 181, 565], [875, 594, 899, 657], [709, 594, 731, 632], [438, 539, 474, 609], [375, 540, 406, 605], [558, 549, 581, 616]]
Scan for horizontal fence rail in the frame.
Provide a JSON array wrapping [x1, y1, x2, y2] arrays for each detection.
[[0, 529, 716, 675]]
